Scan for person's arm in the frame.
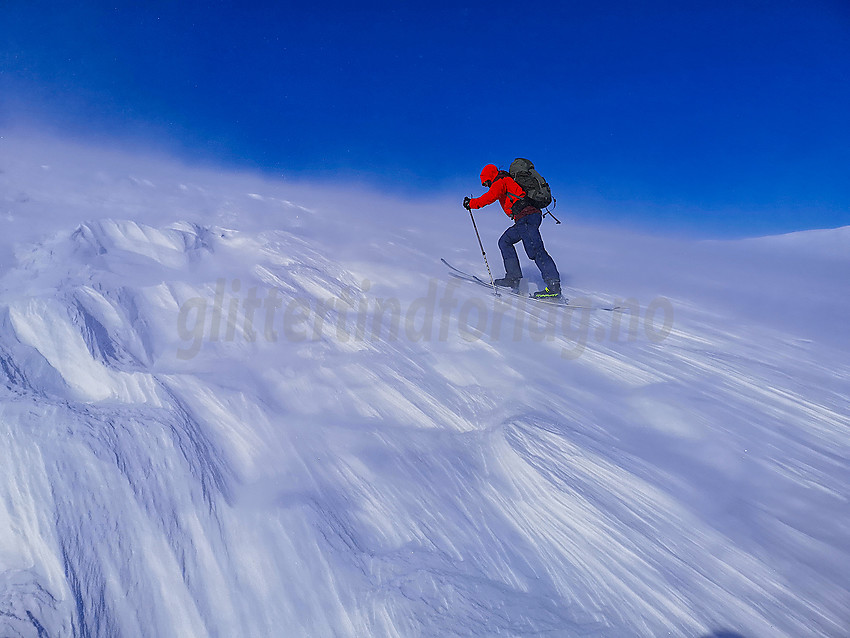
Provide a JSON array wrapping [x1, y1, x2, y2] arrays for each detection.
[[468, 179, 505, 209]]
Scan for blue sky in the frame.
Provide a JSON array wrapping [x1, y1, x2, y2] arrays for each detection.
[[2, 0, 849, 237]]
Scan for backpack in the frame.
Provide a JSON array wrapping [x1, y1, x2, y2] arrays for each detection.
[[509, 158, 553, 212]]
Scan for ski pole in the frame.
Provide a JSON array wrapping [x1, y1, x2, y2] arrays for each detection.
[[466, 205, 499, 296], [543, 196, 561, 224], [544, 210, 562, 224]]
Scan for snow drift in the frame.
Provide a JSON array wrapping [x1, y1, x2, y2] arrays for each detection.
[[0, 134, 848, 637]]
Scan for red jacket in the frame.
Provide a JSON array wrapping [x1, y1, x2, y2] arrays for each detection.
[[468, 174, 525, 217]]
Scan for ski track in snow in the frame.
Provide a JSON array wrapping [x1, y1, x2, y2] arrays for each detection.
[[0, 135, 848, 637]]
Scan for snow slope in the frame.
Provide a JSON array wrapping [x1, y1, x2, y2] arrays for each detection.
[[1, 134, 848, 637]]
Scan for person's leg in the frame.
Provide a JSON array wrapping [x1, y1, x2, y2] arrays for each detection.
[[518, 213, 560, 285], [498, 225, 523, 281]]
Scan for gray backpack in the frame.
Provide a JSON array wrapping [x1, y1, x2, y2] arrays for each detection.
[[509, 158, 553, 211]]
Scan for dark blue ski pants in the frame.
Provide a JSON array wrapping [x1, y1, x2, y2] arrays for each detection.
[[498, 211, 560, 283]]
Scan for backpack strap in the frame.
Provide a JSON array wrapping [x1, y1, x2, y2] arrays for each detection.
[[495, 173, 524, 214]]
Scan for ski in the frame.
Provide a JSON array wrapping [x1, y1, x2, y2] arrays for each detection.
[[441, 258, 497, 291], [441, 259, 622, 311], [441, 258, 487, 283]]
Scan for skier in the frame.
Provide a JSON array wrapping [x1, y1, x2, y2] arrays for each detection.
[[463, 163, 561, 299]]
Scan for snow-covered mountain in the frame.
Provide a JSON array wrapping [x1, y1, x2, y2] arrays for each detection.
[[1, 133, 848, 637]]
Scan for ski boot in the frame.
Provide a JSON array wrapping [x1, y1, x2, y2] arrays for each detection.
[[493, 276, 521, 290], [531, 281, 561, 300]]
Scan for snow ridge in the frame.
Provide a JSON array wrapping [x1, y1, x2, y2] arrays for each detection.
[[0, 139, 848, 637]]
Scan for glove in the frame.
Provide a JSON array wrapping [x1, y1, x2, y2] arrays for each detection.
[[463, 196, 471, 210]]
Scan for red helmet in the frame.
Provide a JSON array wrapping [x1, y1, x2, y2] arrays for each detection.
[[480, 164, 499, 187]]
